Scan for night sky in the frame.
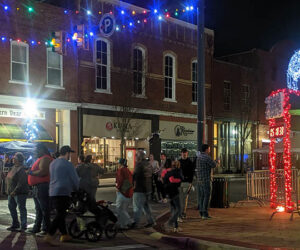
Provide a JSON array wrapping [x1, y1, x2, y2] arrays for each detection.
[[122, 0, 300, 56], [44, 0, 300, 56]]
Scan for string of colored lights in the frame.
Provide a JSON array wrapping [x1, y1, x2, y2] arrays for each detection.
[[0, 1, 198, 47], [268, 88, 300, 212]]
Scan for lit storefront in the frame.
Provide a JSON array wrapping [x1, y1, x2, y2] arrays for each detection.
[[83, 114, 151, 172], [159, 120, 198, 159], [0, 106, 54, 144], [213, 121, 253, 172]]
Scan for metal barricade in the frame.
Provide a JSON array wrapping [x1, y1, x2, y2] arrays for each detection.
[[244, 169, 300, 210], [246, 170, 270, 205]]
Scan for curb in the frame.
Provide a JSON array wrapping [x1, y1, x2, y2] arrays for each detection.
[[148, 232, 253, 250]]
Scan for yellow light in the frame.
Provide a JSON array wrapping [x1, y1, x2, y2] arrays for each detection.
[[98, 11, 102, 14], [276, 206, 285, 212], [132, 10, 136, 15]]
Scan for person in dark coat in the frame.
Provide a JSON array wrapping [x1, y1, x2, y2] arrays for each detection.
[[6, 152, 29, 232], [162, 159, 183, 232]]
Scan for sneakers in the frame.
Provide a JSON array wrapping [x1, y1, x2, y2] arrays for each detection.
[[43, 234, 59, 246], [26, 228, 41, 234], [60, 234, 72, 242], [6, 226, 20, 232], [202, 216, 212, 220], [36, 231, 47, 237], [177, 217, 183, 223], [173, 227, 183, 233]]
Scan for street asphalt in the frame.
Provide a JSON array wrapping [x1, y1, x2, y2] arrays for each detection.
[[0, 186, 173, 250]]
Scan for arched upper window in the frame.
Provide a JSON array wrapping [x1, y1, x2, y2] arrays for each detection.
[[95, 38, 111, 93], [133, 47, 145, 96], [164, 53, 176, 100]]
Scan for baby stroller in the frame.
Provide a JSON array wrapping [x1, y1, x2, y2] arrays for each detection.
[[68, 190, 118, 242]]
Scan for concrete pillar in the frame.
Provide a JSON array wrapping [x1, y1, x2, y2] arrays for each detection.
[[61, 110, 71, 147]]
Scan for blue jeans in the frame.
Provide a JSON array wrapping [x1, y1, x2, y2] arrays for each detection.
[[8, 194, 27, 229], [33, 182, 50, 232], [133, 192, 154, 225], [168, 195, 181, 228], [197, 181, 211, 217], [116, 192, 133, 228]]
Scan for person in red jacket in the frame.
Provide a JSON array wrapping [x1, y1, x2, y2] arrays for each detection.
[[116, 158, 134, 230], [27, 144, 53, 235]]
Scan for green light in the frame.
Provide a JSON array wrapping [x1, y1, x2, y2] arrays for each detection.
[[165, 9, 168, 12], [175, 12, 178, 16], [28, 7, 34, 12]]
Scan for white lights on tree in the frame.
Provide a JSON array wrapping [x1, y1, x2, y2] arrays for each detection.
[[22, 99, 39, 142], [287, 50, 300, 91]]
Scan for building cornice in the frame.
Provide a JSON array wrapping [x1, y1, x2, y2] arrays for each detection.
[[98, 0, 214, 36]]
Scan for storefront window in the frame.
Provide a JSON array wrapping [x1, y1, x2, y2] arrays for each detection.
[[83, 137, 148, 174], [161, 140, 197, 160]]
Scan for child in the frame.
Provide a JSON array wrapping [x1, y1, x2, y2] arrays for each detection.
[[162, 159, 183, 232]]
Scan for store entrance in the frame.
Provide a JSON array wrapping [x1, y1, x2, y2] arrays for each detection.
[[83, 137, 149, 176]]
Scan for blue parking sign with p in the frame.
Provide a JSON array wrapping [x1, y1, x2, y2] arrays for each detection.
[[99, 14, 115, 37]]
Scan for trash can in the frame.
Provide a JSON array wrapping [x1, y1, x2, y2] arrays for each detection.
[[210, 177, 229, 208]]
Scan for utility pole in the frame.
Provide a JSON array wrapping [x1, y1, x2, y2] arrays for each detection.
[[197, 0, 205, 152]]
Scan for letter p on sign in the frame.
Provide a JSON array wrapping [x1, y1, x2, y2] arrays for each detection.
[[99, 14, 116, 37]]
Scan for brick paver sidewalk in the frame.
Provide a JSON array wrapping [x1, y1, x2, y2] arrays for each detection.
[[156, 206, 300, 249]]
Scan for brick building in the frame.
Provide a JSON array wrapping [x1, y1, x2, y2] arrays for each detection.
[[0, 0, 263, 173]]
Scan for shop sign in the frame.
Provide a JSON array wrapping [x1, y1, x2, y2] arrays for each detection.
[[265, 92, 284, 119], [83, 115, 151, 139], [174, 125, 195, 137], [0, 108, 45, 120], [105, 121, 133, 131], [160, 121, 197, 140]]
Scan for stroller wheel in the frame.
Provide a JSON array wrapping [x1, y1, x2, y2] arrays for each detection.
[[85, 222, 103, 242], [105, 223, 118, 239], [69, 219, 85, 239]]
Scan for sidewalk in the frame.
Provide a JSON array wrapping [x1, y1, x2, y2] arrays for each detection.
[[99, 178, 115, 187], [154, 206, 300, 249]]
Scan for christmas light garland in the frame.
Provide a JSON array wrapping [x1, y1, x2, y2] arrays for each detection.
[[0, 1, 197, 48], [268, 88, 300, 211]]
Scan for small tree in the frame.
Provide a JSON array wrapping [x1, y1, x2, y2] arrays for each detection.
[[239, 84, 254, 174], [114, 103, 141, 158]]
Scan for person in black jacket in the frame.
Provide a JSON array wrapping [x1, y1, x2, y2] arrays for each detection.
[[162, 159, 183, 232], [179, 148, 195, 218]]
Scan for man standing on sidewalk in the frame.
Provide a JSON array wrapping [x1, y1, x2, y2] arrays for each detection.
[[179, 148, 195, 219], [27, 144, 53, 235], [132, 150, 155, 228], [44, 146, 79, 245], [195, 144, 217, 219]]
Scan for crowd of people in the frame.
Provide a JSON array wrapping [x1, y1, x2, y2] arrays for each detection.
[[2, 142, 218, 245], [115, 144, 218, 232], [3, 143, 106, 246]]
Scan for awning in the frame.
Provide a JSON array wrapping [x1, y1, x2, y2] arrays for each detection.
[[0, 123, 53, 143]]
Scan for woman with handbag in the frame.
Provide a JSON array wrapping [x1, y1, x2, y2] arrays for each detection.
[[115, 158, 134, 230]]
